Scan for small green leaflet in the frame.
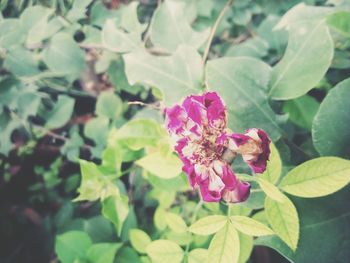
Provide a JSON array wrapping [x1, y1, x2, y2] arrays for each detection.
[[207, 222, 240, 263], [257, 178, 285, 202], [259, 142, 282, 184], [146, 240, 184, 263], [280, 157, 350, 198], [165, 212, 187, 233], [136, 151, 182, 179], [265, 195, 299, 251], [189, 215, 228, 236], [230, 216, 274, 236], [129, 229, 152, 254], [55, 231, 92, 263]]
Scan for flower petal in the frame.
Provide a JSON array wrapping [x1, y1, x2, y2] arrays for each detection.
[[204, 92, 226, 128], [244, 129, 271, 174], [165, 105, 187, 134], [222, 181, 251, 203], [228, 129, 271, 174], [182, 95, 206, 125], [198, 179, 222, 202]]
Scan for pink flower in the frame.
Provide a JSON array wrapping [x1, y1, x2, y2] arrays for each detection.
[[228, 129, 271, 174], [165, 92, 270, 203]]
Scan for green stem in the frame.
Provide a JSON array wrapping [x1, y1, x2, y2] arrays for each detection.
[[184, 200, 203, 261], [227, 203, 233, 217], [202, 0, 234, 64]]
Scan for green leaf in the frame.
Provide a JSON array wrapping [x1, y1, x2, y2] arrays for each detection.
[[165, 231, 192, 246], [257, 178, 285, 202], [255, 186, 350, 263], [146, 240, 184, 263], [188, 248, 208, 263], [102, 194, 129, 236], [61, 126, 84, 162], [154, 207, 167, 230], [115, 119, 162, 150], [136, 151, 182, 179], [283, 95, 320, 130], [147, 173, 188, 192], [226, 38, 268, 58], [189, 215, 228, 236], [76, 160, 119, 202], [0, 19, 25, 49], [327, 11, 350, 37], [82, 216, 115, 243], [207, 222, 240, 263], [149, 189, 175, 208], [102, 19, 142, 53], [280, 157, 350, 198], [4, 46, 40, 77], [257, 15, 288, 53], [118, 2, 146, 33], [265, 196, 299, 251], [43, 33, 86, 79], [230, 216, 274, 236], [129, 229, 152, 254], [86, 243, 122, 263], [165, 212, 187, 233], [108, 58, 143, 95], [22, 5, 62, 46], [55, 231, 92, 263], [274, 3, 333, 30], [312, 78, 350, 158], [95, 91, 122, 119], [206, 57, 281, 141], [84, 117, 109, 146], [150, 0, 209, 52], [269, 21, 333, 100], [237, 233, 253, 263], [66, 0, 93, 22], [124, 45, 203, 106], [116, 247, 141, 263], [259, 142, 282, 184], [20, 6, 53, 33], [44, 95, 75, 129]]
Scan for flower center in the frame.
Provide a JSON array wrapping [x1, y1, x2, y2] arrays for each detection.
[[191, 126, 226, 166]]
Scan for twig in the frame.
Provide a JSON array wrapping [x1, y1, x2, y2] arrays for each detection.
[[202, 0, 234, 64], [184, 200, 203, 255], [40, 80, 97, 98], [128, 101, 164, 110], [35, 125, 93, 151]]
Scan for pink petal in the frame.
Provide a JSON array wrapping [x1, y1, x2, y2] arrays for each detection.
[[198, 178, 222, 202], [222, 181, 251, 203], [244, 129, 271, 174]]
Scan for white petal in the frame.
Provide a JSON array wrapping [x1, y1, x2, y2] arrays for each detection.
[[228, 138, 239, 151], [245, 129, 260, 142], [208, 170, 225, 192], [242, 154, 257, 162], [213, 160, 224, 176]]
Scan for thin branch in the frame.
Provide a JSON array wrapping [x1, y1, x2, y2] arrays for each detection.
[[35, 125, 93, 151], [202, 0, 234, 64], [39, 80, 97, 98], [128, 101, 164, 111], [184, 200, 203, 255]]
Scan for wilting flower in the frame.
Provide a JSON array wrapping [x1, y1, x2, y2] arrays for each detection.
[[228, 129, 271, 174], [165, 92, 270, 203]]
